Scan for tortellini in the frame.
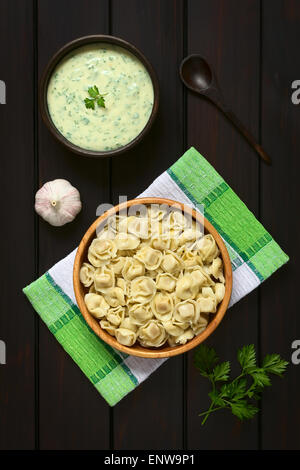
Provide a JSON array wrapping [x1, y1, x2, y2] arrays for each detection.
[[151, 292, 173, 321], [119, 216, 149, 239], [88, 238, 117, 267], [179, 248, 203, 269], [209, 257, 225, 283], [135, 246, 162, 270], [161, 251, 182, 274], [198, 234, 219, 263], [80, 263, 95, 287], [148, 204, 168, 222], [174, 299, 200, 323], [107, 305, 125, 326], [130, 276, 157, 304], [163, 320, 185, 337], [109, 256, 127, 275], [120, 317, 138, 332], [190, 267, 214, 288], [196, 287, 217, 313], [100, 319, 117, 336], [192, 312, 209, 335], [156, 273, 177, 292], [129, 303, 153, 325], [176, 273, 199, 300], [104, 287, 126, 307], [115, 328, 137, 347], [94, 266, 115, 293], [114, 232, 140, 250], [178, 227, 203, 247], [84, 293, 109, 319], [214, 282, 226, 303], [80, 204, 226, 348], [174, 328, 195, 345], [122, 257, 145, 280], [151, 235, 171, 251], [116, 277, 130, 296], [138, 320, 167, 348]]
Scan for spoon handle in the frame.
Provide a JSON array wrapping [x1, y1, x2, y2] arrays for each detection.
[[217, 104, 271, 165]]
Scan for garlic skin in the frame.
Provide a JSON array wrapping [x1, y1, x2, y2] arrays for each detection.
[[35, 179, 82, 226]]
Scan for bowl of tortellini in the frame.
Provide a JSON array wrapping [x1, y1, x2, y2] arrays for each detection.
[[73, 198, 232, 358]]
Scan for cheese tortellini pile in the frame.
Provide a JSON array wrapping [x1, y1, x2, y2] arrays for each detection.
[[80, 205, 226, 348]]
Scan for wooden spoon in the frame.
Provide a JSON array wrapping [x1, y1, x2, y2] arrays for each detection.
[[180, 55, 271, 165]]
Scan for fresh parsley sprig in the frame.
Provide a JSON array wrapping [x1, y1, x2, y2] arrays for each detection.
[[194, 344, 288, 425], [84, 85, 106, 110]]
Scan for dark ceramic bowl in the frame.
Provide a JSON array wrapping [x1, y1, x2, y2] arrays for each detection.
[[39, 35, 159, 158]]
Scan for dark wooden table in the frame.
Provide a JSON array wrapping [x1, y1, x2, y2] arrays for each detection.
[[0, 0, 299, 450]]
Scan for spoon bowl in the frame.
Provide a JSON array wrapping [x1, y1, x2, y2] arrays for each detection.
[[180, 55, 213, 92]]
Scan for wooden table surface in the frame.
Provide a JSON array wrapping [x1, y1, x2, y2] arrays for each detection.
[[0, 0, 299, 450]]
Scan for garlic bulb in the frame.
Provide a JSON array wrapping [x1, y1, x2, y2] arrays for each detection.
[[35, 179, 82, 226]]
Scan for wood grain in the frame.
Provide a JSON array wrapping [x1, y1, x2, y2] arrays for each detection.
[[186, 0, 260, 449], [0, 0, 299, 450], [37, 0, 111, 450], [0, 0, 36, 450], [110, 0, 186, 450], [260, 0, 300, 450]]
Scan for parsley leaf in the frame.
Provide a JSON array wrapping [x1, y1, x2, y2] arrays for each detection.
[[237, 344, 257, 372], [230, 401, 259, 420], [194, 344, 219, 377], [84, 98, 95, 110], [97, 96, 106, 108], [221, 378, 247, 401], [250, 368, 271, 387], [262, 354, 289, 377], [195, 344, 288, 425], [212, 361, 230, 382], [88, 85, 100, 98], [208, 389, 226, 407], [84, 86, 106, 110]]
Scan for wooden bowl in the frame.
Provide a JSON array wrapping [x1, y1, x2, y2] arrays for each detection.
[[73, 198, 232, 358], [39, 35, 159, 158]]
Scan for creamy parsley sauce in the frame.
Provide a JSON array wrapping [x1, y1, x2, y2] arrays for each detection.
[[47, 43, 154, 151]]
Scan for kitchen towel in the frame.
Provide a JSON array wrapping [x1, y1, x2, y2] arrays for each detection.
[[23, 147, 289, 406]]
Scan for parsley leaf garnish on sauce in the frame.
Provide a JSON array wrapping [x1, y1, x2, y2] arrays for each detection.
[[194, 344, 288, 425], [84, 85, 106, 110]]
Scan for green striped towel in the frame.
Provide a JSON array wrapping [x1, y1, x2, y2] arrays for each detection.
[[23, 147, 289, 406]]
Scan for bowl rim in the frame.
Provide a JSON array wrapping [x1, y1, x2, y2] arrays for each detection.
[[73, 197, 233, 358], [39, 34, 159, 158]]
